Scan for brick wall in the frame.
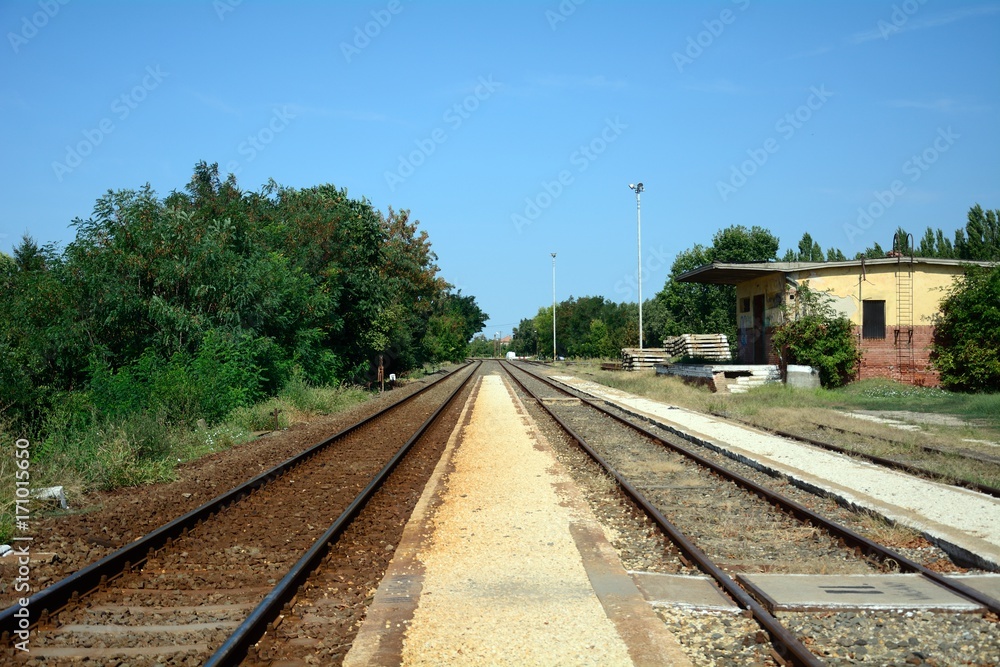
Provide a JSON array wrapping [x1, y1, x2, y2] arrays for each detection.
[[857, 325, 939, 386]]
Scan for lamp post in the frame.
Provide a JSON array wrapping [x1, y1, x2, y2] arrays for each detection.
[[629, 182, 644, 352], [551, 252, 557, 361]]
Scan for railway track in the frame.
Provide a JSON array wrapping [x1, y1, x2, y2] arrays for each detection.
[[749, 422, 1000, 499], [2, 361, 479, 665], [501, 360, 1000, 666]]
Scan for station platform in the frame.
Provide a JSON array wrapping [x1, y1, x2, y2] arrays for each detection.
[[344, 373, 694, 667], [550, 374, 1000, 571]]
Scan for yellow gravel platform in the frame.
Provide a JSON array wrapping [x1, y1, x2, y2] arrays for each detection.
[[344, 373, 693, 666]]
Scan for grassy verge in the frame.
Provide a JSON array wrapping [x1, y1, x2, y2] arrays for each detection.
[[0, 378, 370, 543], [557, 361, 1000, 489]]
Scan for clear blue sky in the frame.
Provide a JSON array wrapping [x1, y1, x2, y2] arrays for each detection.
[[3, 1, 998, 337]]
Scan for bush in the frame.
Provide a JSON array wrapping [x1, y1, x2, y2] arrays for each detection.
[[87, 328, 277, 425], [771, 283, 861, 388], [931, 264, 1000, 392]]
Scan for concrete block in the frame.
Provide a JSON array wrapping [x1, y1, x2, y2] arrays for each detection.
[[32, 485, 68, 509], [785, 364, 820, 389]]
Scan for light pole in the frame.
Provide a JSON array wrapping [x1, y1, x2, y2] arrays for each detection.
[[551, 252, 557, 361], [629, 182, 644, 352]]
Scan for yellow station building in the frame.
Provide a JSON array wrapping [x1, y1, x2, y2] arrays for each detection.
[[676, 256, 994, 386]]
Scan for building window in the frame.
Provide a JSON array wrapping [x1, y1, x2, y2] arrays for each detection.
[[863, 300, 886, 339], [740, 297, 750, 313]]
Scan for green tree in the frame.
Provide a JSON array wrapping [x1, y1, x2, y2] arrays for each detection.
[[958, 204, 1000, 261], [535, 306, 558, 359], [930, 264, 1000, 392], [421, 290, 488, 363], [656, 244, 732, 338], [655, 225, 779, 350], [794, 232, 824, 261], [711, 225, 780, 263], [377, 207, 450, 372], [770, 283, 860, 388], [511, 317, 538, 357], [0, 236, 88, 426], [467, 334, 494, 358]]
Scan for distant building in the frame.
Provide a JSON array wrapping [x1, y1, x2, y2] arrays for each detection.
[[676, 257, 995, 386]]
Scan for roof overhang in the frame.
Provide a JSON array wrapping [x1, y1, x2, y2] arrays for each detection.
[[674, 262, 786, 285], [675, 258, 997, 285]]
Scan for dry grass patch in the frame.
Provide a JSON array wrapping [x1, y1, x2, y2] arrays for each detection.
[[853, 510, 925, 549], [645, 459, 687, 475]]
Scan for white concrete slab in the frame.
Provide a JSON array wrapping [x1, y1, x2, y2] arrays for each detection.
[[737, 573, 983, 612], [551, 375, 1000, 570], [629, 571, 738, 611]]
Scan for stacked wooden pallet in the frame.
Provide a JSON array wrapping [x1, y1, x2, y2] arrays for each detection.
[[662, 334, 732, 361], [620, 348, 667, 371]]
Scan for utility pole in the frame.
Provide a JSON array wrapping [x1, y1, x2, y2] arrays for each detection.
[[551, 252, 557, 361], [629, 183, 644, 351]]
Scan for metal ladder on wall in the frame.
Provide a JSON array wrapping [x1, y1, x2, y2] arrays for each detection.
[[893, 232, 914, 382]]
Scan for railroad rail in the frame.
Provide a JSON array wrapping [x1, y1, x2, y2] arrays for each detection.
[[748, 423, 1000, 499], [501, 360, 1000, 665], [1, 361, 479, 663]]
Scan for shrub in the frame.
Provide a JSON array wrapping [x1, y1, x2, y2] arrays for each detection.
[[930, 264, 1000, 392], [87, 328, 277, 425], [771, 283, 861, 388]]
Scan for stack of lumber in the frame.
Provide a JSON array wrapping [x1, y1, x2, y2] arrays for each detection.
[[620, 348, 667, 371], [662, 334, 731, 361]]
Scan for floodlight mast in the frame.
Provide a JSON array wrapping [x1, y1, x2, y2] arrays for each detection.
[[629, 182, 644, 352], [550, 253, 557, 361]]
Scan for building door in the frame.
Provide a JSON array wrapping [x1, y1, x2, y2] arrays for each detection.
[[753, 294, 766, 364]]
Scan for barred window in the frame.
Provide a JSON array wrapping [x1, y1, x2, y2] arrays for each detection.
[[862, 300, 886, 339]]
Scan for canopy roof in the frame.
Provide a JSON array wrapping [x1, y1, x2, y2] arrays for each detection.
[[675, 257, 991, 285]]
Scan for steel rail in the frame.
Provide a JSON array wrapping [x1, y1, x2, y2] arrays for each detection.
[[505, 361, 1000, 616], [205, 361, 481, 665], [500, 362, 822, 667], [808, 420, 1000, 464], [0, 362, 471, 639], [765, 425, 1000, 498]]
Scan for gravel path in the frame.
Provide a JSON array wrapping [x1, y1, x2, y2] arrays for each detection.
[[393, 373, 691, 666]]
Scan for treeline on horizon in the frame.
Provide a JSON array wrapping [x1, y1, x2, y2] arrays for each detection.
[[0, 162, 487, 436], [509, 205, 1000, 359]]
